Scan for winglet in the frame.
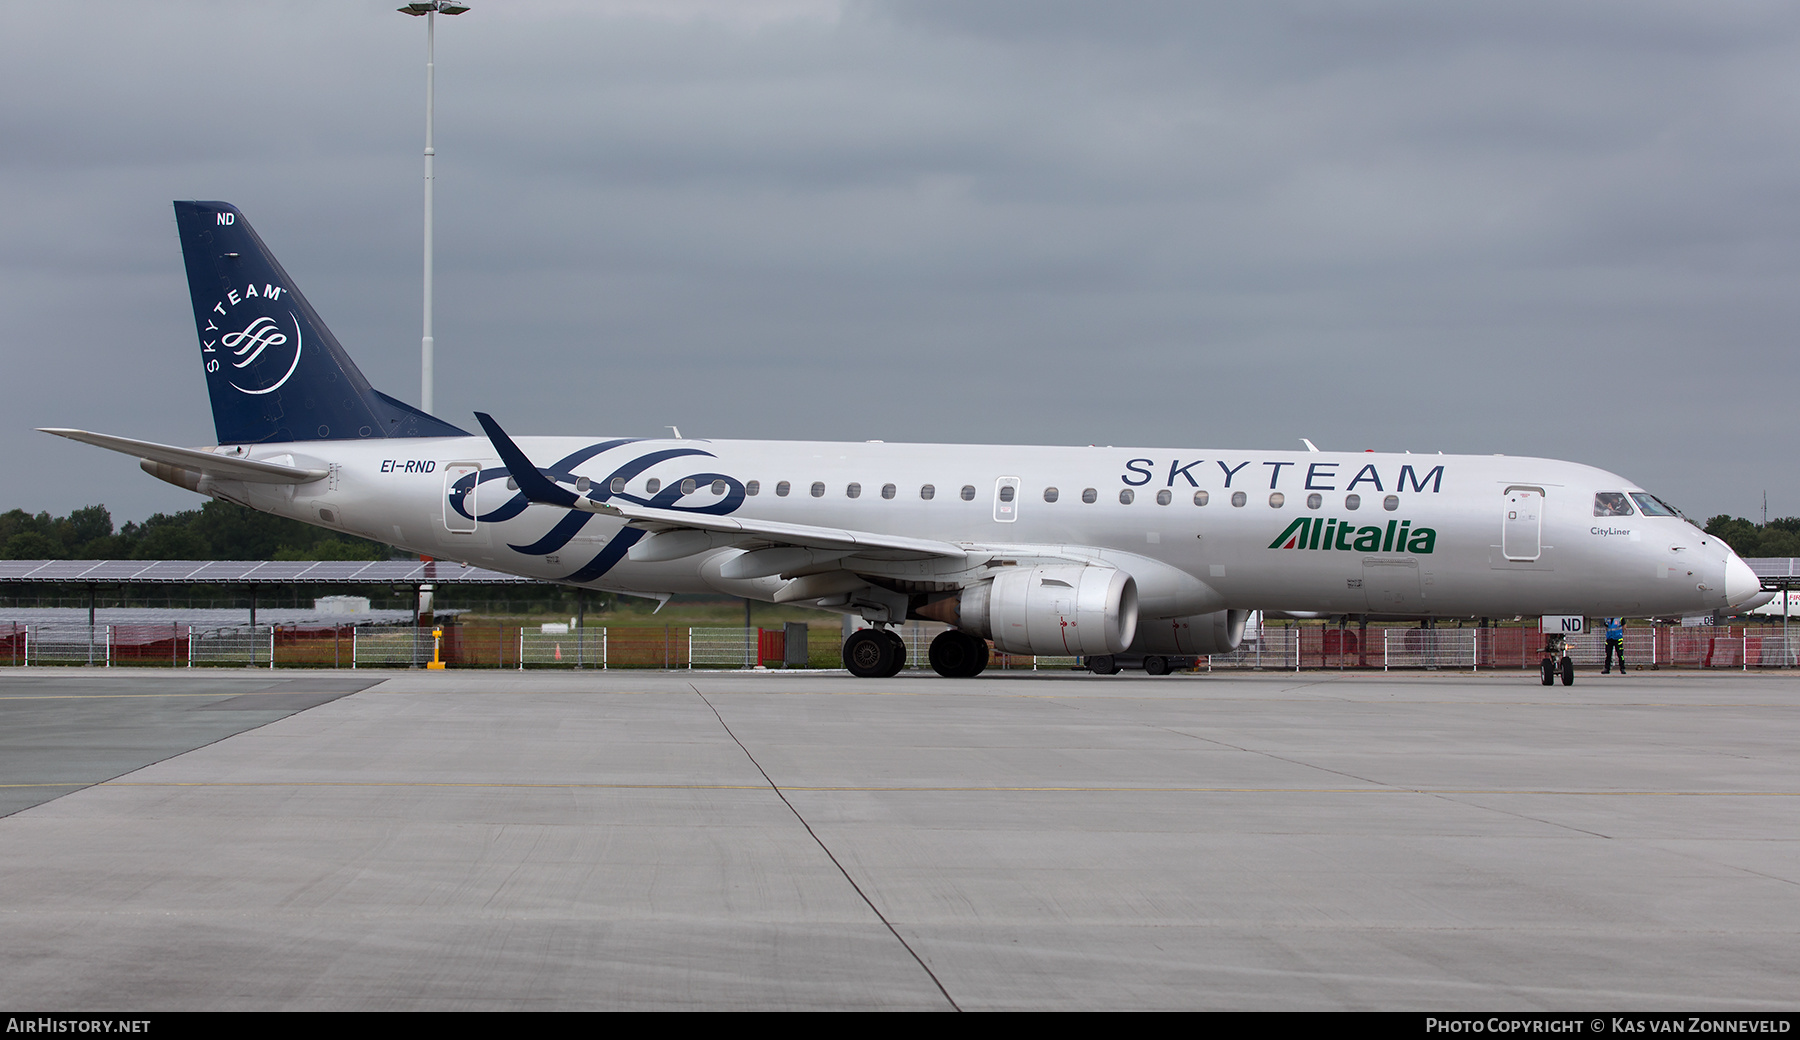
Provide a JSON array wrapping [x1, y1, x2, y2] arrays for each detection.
[[474, 412, 580, 509]]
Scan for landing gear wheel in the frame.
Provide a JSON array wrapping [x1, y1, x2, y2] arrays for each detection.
[[1540, 658, 1556, 686], [880, 629, 907, 677], [1560, 657, 1575, 686], [1143, 655, 1169, 676], [844, 629, 902, 678], [928, 630, 989, 678], [1088, 655, 1120, 675]]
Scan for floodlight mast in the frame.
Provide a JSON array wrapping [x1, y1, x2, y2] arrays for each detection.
[[399, 1, 470, 415]]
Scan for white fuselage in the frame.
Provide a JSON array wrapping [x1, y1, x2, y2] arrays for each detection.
[[219, 435, 1751, 621]]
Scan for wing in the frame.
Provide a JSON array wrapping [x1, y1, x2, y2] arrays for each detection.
[[474, 412, 969, 577]]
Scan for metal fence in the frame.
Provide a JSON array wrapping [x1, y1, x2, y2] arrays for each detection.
[[1201, 625, 1800, 671], [351, 628, 431, 669], [688, 627, 758, 668], [2, 620, 1795, 672], [0, 623, 278, 668]]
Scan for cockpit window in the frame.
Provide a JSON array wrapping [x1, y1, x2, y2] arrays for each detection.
[[1593, 492, 1634, 517], [1629, 492, 1681, 518]]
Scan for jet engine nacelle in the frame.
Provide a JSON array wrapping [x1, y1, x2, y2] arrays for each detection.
[[1129, 610, 1249, 656], [955, 565, 1139, 656]]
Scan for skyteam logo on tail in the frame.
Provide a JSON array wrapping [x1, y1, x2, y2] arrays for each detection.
[[199, 283, 301, 395], [1269, 517, 1437, 554]]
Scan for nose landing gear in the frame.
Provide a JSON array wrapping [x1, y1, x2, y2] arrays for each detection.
[[1541, 634, 1576, 686]]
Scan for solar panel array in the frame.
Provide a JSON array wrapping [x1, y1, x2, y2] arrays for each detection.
[[1748, 558, 1800, 589], [0, 560, 538, 584], [0, 606, 444, 631]]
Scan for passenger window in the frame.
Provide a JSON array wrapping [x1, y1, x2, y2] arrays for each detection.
[[1383, 495, 1398, 511], [681, 478, 696, 495], [1344, 494, 1360, 510], [646, 478, 661, 494], [711, 479, 726, 496], [1269, 492, 1285, 508], [745, 480, 760, 496], [810, 482, 826, 498], [1119, 489, 1135, 505], [1156, 489, 1171, 505], [775, 481, 790, 497], [921, 484, 936, 500], [881, 484, 896, 499], [575, 477, 591, 493], [1044, 487, 1059, 503], [610, 477, 625, 494], [847, 482, 862, 499], [1082, 488, 1098, 504], [998, 485, 1015, 502], [961, 485, 976, 501], [1306, 493, 1321, 509], [1231, 491, 1246, 507], [1193, 490, 1209, 506], [1594, 492, 1634, 516]]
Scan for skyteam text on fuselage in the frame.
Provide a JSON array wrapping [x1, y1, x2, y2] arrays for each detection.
[[40, 202, 1766, 678]]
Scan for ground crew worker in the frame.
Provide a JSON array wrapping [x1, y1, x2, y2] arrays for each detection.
[[1603, 617, 1626, 674]]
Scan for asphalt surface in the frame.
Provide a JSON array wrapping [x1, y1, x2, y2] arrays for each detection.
[[2, 666, 1796, 1010]]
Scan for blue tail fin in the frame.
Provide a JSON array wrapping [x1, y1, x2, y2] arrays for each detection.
[[173, 201, 467, 444]]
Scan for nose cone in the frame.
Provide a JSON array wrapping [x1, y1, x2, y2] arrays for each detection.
[[1725, 554, 1763, 608]]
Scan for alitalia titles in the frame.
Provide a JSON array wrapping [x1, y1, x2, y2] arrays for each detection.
[[1269, 517, 1437, 554]]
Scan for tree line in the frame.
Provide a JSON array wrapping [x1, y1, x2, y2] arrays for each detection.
[[0, 502, 391, 562], [1701, 515, 1800, 559]]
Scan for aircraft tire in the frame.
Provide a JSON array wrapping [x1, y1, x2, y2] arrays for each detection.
[[929, 630, 988, 678], [1143, 655, 1169, 676], [1560, 657, 1575, 686], [1540, 659, 1555, 686], [879, 629, 907, 677], [845, 629, 897, 678], [1088, 655, 1120, 675]]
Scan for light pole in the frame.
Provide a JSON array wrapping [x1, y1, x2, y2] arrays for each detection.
[[398, 2, 469, 416]]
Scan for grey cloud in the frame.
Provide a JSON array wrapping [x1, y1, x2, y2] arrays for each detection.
[[3, 1, 1797, 526]]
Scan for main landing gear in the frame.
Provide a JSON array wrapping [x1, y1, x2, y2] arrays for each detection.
[[928, 629, 989, 678], [1540, 634, 1576, 687], [844, 628, 994, 678], [843, 627, 907, 678]]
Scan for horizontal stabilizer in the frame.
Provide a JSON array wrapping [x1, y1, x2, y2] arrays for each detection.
[[39, 428, 329, 485]]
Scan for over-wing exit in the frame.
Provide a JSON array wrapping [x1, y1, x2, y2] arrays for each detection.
[[42, 203, 1766, 677]]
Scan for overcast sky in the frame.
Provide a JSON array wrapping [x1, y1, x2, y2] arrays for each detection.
[[4, 0, 1797, 526]]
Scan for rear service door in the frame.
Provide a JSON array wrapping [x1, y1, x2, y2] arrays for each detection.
[[444, 463, 480, 532]]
